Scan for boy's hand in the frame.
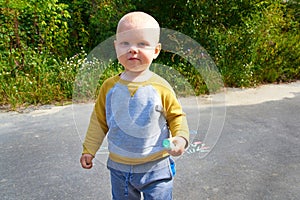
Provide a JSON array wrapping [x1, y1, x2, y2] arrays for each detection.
[[80, 154, 94, 169], [167, 136, 187, 157]]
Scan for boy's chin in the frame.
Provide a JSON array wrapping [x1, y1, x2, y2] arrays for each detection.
[[125, 66, 150, 73]]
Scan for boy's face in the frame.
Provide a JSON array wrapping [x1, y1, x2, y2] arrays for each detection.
[[114, 24, 161, 73]]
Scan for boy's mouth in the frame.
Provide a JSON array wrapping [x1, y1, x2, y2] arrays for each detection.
[[128, 57, 140, 61]]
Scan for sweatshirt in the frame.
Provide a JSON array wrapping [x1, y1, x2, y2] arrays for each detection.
[[82, 73, 189, 165]]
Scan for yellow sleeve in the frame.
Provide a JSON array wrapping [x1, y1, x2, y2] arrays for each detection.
[[82, 108, 106, 156], [163, 90, 190, 147], [82, 76, 117, 156], [151, 74, 190, 146]]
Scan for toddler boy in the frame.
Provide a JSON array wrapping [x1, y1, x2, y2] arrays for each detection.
[[80, 11, 189, 200]]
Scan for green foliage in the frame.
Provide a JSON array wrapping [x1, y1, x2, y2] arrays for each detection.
[[248, 1, 300, 83], [61, 0, 135, 53], [1, 0, 71, 55], [73, 59, 123, 102], [0, 0, 299, 109], [0, 47, 86, 109], [0, 0, 73, 109]]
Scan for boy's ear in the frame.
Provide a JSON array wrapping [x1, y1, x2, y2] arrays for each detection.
[[114, 40, 117, 49], [153, 43, 161, 59]]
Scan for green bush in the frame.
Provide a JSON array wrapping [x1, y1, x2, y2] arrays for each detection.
[[0, 47, 86, 109], [0, 0, 299, 109], [249, 1, 300, 83]]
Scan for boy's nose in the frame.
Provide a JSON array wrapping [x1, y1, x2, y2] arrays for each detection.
[[128, 45, 138, 54]]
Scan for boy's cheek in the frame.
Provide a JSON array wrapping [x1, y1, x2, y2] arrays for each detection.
[[116, 49, 127, 57]]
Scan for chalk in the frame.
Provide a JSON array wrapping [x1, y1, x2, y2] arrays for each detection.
[[193, 141, 202, 145], [163, 139, 175, 150]]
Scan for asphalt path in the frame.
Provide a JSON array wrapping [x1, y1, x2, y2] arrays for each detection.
[[0, 91, 299, 200]]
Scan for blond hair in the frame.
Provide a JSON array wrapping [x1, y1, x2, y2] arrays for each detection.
[[117, 11, 160, 33]]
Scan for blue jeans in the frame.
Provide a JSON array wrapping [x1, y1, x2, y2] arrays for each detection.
[[107, 157, 175, 200]]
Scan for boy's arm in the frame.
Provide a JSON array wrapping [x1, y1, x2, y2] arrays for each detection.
[[153, 75, 190, 151], [82, 108, 107, 156], [164, 92, 190, 147], [80, 108, 105, 169], [82, 80, 110, 156], [164, 93, 189, 156]]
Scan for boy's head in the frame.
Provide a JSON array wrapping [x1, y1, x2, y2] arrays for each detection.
[[114, 12, 161, 73], [116, 12, 160, 43]]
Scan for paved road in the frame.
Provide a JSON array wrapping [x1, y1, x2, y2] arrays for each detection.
[[0, 92, 299, 200]]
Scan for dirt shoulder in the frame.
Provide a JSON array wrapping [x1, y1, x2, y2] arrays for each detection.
[[180, 81, 300, 107], [1, 81, 300, 114]]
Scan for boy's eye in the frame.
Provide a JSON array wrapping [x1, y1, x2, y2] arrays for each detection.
[[120, 42, 129, 46], [138, 42, 146, 47], [118, 41, 152, 49]]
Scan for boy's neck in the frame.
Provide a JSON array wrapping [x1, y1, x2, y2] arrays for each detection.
[[121, 69, 153, 82]]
